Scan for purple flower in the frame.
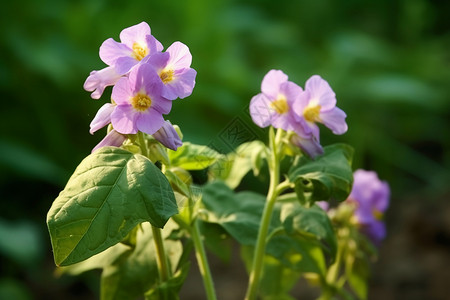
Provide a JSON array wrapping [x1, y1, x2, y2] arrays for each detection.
[[292, 75, 347, 138], [152, 120, 183, 150], [316, 201, 329, 211], [99, 22, 163, 75], [289, 131, 324, 158], [145, 42, 197, 100], [110, 63, 172, 135], [347, 169, 390, 244], [249, 70, 303, 132], [83, 66, 122, 99], [89, 103, 115, 134], [92, 129, 127, 153]]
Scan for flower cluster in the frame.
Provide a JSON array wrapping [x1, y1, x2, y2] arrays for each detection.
[[249, 70, 347, 157], [84, 22, 196, 151], [347, 169, 390, 244]]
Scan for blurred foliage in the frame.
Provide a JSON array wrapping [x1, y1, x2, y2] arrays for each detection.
[[0, 0, 449, 298]]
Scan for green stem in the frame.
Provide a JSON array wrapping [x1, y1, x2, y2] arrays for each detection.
[[245, 128, 282, 300], [151, 225, 172, 282], [138, 131, 149, 157], [191, 220, 217, 300]]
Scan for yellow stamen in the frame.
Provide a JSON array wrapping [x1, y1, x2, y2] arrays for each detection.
[[303, 104, 321, 122], [132, 42, 148, 61], [160, 69, 174, 84], [271, 97, 289, 114], [373, 209, 383, 221], [131, 93, 152, 111]]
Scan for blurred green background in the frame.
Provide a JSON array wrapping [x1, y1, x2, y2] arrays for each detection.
[[0, 0, 449, 299]]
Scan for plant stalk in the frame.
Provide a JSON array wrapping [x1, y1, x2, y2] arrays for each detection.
[[151, 225, 172, 282]]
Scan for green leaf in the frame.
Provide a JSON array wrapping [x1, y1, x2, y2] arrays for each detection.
[[168, 142, 220, 170], [145, 261, 190, 300], [288, 144, 354, 204], [281, 203, 337, 260], [208, 141, 267, 188], [201, 181, 281, 246], [47, 147, 178, 266], [101, 221, 183, 300]]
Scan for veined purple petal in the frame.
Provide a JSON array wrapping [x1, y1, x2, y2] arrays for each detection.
[[114, 56, 140, 75], [290, 133, 324, 158], [147, 34, 164, 52], [305, 75, 336, 110], [119, 22, 151, 49], [161, 68, 197, 100], [130, 63, 161, 94], [143, 51, 170, 69], [89, 103, 115, 134], [83, 66, 122, 99], [99, 38, 132, 66], [261, 70, 288, 99], [136, 109, 165, 135], [271, 111, 298, 132], [166, 42, 193, 70], [279, 81, 303, 105], [92, 129, 127, 153], [362, 221, 386, 246], [111, 105, 139, 134], [152, 120, 183, 150], [319, 107, 348, 135], [111, 77, 132, 105], [250, 93, 273, 128]]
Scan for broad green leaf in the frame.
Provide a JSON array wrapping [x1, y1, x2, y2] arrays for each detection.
[[281, 203, 337, 260], [208, 141, 267, 188], [288, 144, 353, 204], [201, 181, 281, 246], [101, 221, 183, 300], [47, 147, 178, 266], [198, 221, 232, 262], [168, 142, 220, 170], [266, 234, 326, 276]]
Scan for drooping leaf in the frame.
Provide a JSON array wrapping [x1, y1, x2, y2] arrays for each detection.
[[201, 181, 281, 246], [47, 147, 178, 266], [168, 142, 220, 170], [208, 140, 267, 188], [288, 144, 353, 204], [281, 203, 337, 260]]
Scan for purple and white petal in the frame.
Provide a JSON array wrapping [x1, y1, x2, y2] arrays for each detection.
[[319, 107, 348, 135], [119, 22, 151, 49], [111, 77, 132, 105], [279, 81, 303, 105], [161, 68, 197, 100], [250, 93, 274, 128], [305, 75, 336, 110], [89, 103, 115, 134], [261, 70, 288, 99], [83, 66, 122, 99], [111, 105, 139, 134], [99, 38, 132, 66], [153, 120, 183, 150], [136, 109, 165, 135], [114, 56, 140, 75], [290, 133, 324, 159], [92, 129, 127, 153], [166, 42, 193, 70]]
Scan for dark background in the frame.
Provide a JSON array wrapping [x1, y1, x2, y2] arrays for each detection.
[[0, 0, 449, 299]]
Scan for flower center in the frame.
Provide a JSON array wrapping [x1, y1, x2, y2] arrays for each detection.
[[132, 42, 148, 61], [160, 69, 174, 84], [303, 104, 321, 122], [373, 209, 383, 221], [131, 93, 152, 111], [270, 97, 289, 114]]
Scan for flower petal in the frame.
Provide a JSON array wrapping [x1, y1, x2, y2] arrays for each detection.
[[319, 107, 348, 135], [111, 77, 132, 105], [162, 68, 197, 100], [99, 38, 132, 66], [136, 109, 165, 135], [305, 75, 336, 110], [290, 133, 324, 158], [279, 81, 303, 105], [152, 120, 183, 150], [92, 129, 127, 153], [119, 22, 151, 48], [261, 70, 288, 99], [250, 93, 274, 128], [114, 56, 139, 75], [89, 103, 115, 134], [111, 105, 139, 134], [83, 66, 122, 99], [166, 42, 193, 70]]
